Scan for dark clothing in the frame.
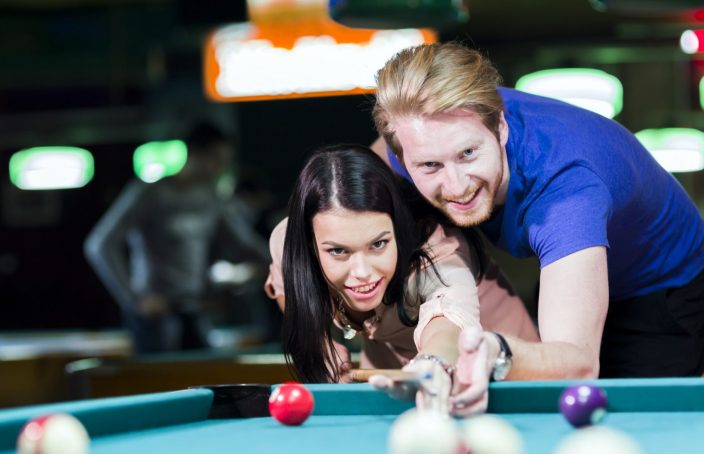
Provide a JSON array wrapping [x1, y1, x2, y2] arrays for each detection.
[[600, 268, 704, 377]]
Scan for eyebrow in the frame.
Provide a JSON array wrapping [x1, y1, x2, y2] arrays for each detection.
[[320, 230, 392, 247]]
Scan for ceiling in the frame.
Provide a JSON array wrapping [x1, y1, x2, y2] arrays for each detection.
[[0, 0, 702, 148]]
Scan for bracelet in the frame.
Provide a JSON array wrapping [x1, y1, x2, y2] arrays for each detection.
[[409, 354, 456, 387]]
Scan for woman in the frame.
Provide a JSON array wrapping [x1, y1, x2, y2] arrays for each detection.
[[265, 144, 537, 414]]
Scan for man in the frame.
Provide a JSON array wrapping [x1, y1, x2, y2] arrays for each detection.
[[85, 123, 270, 354], [371, 42, 704, 411]]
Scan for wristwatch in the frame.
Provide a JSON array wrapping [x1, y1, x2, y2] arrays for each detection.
[[491, 332, 513, 381]]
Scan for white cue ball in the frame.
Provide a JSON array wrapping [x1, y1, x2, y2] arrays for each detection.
[[388, 409, 462, 454], [460, 414, 524, 454], [553, 426, 642, 454], [17, 413, 90, 454]]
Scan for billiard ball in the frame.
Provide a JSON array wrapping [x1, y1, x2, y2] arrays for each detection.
[[268, 382, 315, 426], [460, 414, 524, 454], [388, 408, 461, 454], [558, 384, 608, 427], [553, 425, 642, 454], [17, 413, 90, 454]]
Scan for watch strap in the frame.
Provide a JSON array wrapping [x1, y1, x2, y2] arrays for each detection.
[[493, 332, 512, 358]]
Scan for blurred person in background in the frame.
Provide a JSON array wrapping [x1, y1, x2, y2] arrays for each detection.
[[85, 122, 270, 354]]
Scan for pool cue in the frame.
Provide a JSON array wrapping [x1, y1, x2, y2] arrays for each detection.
[[349, 368, 418, 382]]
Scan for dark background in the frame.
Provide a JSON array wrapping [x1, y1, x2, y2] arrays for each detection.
[[1, 0, 703, 331]]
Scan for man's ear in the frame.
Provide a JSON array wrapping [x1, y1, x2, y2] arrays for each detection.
[[498, 111, 509, 147]]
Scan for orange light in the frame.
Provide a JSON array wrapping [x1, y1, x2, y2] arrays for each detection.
[[203, 0, 436, 102]]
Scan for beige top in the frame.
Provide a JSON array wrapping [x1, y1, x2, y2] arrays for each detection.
[[265, 218, 538, 369]]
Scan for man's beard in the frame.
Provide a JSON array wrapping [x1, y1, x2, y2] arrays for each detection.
[[432, 177, 498, 228]]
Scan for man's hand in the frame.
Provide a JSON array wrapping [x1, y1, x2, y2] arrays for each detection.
[[450, 327, 498, 416]]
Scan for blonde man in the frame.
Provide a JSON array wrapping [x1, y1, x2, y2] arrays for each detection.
[[371, 41, 704, 413]]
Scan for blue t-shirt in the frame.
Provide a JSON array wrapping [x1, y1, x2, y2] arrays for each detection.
[[388, 87, 704, 301]]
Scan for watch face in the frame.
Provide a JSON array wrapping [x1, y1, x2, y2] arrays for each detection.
[[493, 357, 512, 381]]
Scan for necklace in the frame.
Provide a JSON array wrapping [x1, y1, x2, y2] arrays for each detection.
[[337, 302, 358, 340]]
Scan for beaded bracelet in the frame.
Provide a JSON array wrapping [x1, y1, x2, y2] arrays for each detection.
[[409, 354, 456, 387]]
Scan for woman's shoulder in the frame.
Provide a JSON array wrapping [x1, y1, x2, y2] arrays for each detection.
[[423, 224, 471, 261]]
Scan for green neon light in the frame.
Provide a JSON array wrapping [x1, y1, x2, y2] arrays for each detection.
[[635, 128, 704, 173], [515, 68, 623, 118], [9, 146, 94, 190], [133, 140, 188, 183]]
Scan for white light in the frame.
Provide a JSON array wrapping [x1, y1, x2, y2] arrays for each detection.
[[680, 30, 700, 54], [560, 98, 615, 119], [636, 128, 704, 173], [141, 163, 166, 183], [649, 148, 704, 173], [515, 69, 623, 118], [213, 29, 427, 97], [16, 152, 92, 190]]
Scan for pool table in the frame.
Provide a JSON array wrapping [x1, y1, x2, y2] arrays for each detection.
[[1, 378, 703, 453]]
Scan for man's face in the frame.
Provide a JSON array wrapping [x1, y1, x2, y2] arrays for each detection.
[[394, 109, 509, 227]]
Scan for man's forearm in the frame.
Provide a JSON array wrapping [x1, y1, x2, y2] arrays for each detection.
[[503, 334, 600, 380]]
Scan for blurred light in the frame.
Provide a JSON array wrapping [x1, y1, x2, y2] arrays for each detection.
[[515, 68, 623, 118], [700, 76, 704, 110], [133, 140, 188, 183], [9, 147, 94, 190], [680, 29, 704, 54], [635, 128, 704, 173], [329, 0, 469, 29], [204, 0, 436, 102], [209, 260, 256, 285]]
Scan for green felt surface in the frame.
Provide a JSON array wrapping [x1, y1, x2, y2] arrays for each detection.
[[2, 378, 704, 453]]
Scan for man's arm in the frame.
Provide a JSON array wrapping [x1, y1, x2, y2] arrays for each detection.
[[502, 246, 609, 379], [84, 181, 146, 311]]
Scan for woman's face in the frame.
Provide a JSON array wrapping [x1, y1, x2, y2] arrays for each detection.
[[312, 208, 398, 314]]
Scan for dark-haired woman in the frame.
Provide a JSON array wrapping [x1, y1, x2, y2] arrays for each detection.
[[265, 144, 537, 414]]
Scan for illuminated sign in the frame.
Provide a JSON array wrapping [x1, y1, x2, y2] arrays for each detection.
[[204, 0, 436, 102], [515, 68, 623, 119], [133, 140, 188, 183], [9, 147, 94, 190], [636, 128, 704, 173]]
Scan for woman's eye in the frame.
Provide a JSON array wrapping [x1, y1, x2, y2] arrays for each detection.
[[328, 248, 346, 256], [463, 148, 475, 158], [371, 240, 389, 250]]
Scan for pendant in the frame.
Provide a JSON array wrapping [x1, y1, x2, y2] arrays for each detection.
[[342, 324, 357, 340]]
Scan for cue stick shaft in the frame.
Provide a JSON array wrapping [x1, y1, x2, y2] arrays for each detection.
[[349, 368, 418, 382]]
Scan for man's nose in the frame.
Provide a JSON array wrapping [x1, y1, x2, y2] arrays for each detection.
[[442, 166, 468, 198]]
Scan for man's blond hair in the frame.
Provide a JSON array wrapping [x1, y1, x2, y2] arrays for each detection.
[[373, 42, 504, 161]]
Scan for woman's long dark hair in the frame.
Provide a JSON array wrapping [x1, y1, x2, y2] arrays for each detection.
[[282, 144, 436, 383]]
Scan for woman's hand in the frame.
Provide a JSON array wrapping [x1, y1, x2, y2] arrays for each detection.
[[404, 356, 453, 414]]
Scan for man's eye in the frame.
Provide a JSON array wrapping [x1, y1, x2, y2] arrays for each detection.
[[463, 148, 475, 158], [422, 162, 438, 169]]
